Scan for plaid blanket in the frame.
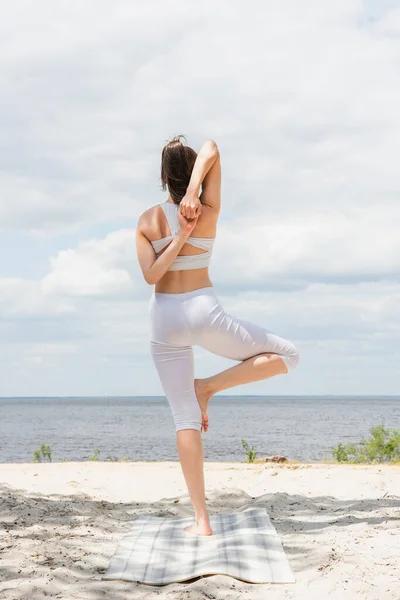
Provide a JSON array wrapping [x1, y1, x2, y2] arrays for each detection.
[[103, 507, 295, 585]]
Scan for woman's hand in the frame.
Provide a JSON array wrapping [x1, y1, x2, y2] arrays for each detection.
[[179, 192, 202, 219], [178, 210, 199, 237]]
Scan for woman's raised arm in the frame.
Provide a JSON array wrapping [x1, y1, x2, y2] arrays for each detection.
[[180, 140, 221, 217]]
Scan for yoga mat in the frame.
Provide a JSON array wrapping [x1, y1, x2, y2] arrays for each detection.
[[103, 507, 295, 585]]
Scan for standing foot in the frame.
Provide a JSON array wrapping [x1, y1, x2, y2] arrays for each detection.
[[184, 520, 213, 536], [194, 379, 214, 433]]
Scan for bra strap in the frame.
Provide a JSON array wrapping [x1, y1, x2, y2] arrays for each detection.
[[160, 201, 180, 237]]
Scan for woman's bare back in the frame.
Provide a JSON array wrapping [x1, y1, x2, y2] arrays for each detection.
[[136, 138, 221, 293], [148, 200, 218, 254], [140, 200, 218, 293]]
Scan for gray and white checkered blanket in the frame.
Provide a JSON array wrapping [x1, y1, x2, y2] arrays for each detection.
[[103, 507, 295, 585]]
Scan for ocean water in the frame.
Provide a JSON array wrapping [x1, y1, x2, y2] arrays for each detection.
[[0, 395, 399, 463]]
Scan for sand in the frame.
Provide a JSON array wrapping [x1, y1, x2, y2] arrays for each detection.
[[0, 461, 399, 599]]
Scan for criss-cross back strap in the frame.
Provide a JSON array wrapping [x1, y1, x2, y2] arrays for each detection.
[[186, 237, 215, 250], [160, 202, 180, 237]]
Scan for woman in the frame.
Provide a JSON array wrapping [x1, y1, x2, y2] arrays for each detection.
[[136, 136, 299, 536]]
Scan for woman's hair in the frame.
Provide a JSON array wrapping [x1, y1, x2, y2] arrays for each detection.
[[160, 135, 197, 204]]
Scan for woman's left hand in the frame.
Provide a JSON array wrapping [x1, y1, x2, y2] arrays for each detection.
[[179, 192, 202, 219]]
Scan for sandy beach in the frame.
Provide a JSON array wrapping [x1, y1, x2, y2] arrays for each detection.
[[0, 461, 399, 599]]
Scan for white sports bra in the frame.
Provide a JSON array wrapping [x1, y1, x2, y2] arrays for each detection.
[[150, 201, 215, 271]]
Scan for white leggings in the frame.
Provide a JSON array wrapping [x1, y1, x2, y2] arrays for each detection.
[[149, 286, 300, 432]]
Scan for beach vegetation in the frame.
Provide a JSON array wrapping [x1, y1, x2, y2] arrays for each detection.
[[33, 443, 52, 463], [332, 424, 400, 464], [241, 438, 257, 463], [88, 448, 100, 461]]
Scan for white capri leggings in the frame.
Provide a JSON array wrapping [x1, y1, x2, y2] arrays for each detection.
[[149, 286, 299, 432]]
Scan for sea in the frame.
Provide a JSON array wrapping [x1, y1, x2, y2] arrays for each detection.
[[0, 395, 399, 463]]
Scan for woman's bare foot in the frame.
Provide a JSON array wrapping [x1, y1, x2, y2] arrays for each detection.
[[184, 519, 213, 536], [194, 378, 214, 433]]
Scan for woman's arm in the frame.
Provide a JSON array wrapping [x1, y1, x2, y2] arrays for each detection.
[[136, 213, 198, 285], [180, 140, 220, 217]]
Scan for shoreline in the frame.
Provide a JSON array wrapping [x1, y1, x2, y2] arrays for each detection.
[[1, 458, 400, 465], [2, 459, 400, 464]]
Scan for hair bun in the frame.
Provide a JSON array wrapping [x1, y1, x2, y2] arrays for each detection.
[[167, 134, 187, 146], [161, 135, 197, 203]]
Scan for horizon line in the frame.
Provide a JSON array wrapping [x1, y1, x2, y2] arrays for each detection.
[[1, 394, 399, 399]]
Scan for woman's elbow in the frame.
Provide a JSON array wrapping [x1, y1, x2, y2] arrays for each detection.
[[203, 139, 219, 159], [144, 275, 156, 285], [144, 271, 159, 286]]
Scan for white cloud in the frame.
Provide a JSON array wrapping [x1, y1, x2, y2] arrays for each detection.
[[0, 278, 75, 317], [41, 229, 138, 298], [213, 203, 400, 289], [1, 1, 400, 232]]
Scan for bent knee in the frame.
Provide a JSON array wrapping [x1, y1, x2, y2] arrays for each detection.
[[282, 344, 300, 372]]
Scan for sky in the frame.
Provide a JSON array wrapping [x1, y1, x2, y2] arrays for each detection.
[[1, 0, 399, 397]]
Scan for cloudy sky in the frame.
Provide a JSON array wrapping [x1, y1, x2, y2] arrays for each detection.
[[1, 0, 399, 397]]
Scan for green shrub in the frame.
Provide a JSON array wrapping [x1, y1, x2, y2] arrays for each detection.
[[332, 442, 357, 463], [88, 448, 100, 461], [332, 424, 400, 464], [33, 444, 52, 463], [241, 438, 257, 463]]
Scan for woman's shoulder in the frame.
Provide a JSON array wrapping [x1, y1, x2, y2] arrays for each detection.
[[138, 202, 162, 222], [137, 202, 164, 236]]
